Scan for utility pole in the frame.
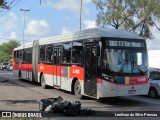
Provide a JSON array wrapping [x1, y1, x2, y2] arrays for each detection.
[[80, 0, 82, 31], [20, 9, 30, 47]]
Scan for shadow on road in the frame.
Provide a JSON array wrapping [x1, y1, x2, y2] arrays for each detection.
[[0, 100, 38, 104], [97, 97, 146, 107]]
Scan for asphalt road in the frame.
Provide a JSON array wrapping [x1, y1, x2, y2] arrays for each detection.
[[0, 70, 160, 119]]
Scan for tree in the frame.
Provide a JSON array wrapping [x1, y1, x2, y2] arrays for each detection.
[[0, 40, 20, 62], [0, 0, 4, 6], [93, 0, 160, 39], [0, 0, 9, 9]]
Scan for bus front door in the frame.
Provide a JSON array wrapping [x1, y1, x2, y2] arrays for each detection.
[[84, 43, 98, 97], [53, 47, 62, 87]]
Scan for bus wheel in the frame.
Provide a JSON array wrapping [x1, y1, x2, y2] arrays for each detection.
[[149, 88, 157, 98], [41, 74, 47, 89], [74, 80, 82, 99]]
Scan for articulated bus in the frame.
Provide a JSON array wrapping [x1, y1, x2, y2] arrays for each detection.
[[13, 28, 149, 99]]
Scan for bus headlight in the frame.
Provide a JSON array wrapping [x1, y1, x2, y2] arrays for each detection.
[[103, 76, 116, 83]]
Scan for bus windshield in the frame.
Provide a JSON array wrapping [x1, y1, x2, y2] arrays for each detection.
[[103, 49, 148, 74]]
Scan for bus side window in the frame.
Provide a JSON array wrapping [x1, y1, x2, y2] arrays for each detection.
[[26, 48, 32, 64], [39, 46, 45, 62], [19, 50, 23, 63], [53, 48, 61, 65], [30, 49, 32, 64], [45, 45, 53, 63], [62, 43, 71, 63], [72, 41, 83, 64], [53, 48, 57, 64], [58, 48, 61, 64], [17, 50, 19, 63], [14, 51, 17, 62], [23, 49, 26, 63]]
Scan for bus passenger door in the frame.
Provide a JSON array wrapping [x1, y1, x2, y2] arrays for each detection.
[[53, 47, 62, 87], [26, 49, 32, 80], [84, 43, 98, 97]]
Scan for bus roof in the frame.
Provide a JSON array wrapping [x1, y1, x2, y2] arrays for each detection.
[[39, 28, 144, 45], [14, 28, 144, 50], [14, 41, 33, 50]]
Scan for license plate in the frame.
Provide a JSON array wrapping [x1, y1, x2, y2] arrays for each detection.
[[128, 90, 136, 94]]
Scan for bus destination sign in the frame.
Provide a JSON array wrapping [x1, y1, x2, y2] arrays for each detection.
[[108, 40, 145, 47]]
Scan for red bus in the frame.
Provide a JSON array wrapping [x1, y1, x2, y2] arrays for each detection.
[[13, 28, 149, 99]]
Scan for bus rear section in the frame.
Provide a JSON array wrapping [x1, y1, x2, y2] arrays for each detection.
[[13, 48, 33, 80]]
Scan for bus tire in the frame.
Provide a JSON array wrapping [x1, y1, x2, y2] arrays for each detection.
[[41, 74, 47, 89], [148, 88, 157, 98], [74, 80, 83, 99]]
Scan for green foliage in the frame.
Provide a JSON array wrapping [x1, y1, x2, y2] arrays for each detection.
[[0, 0, 10, 9], [93, 0, 160, 39], [0, 40, 20, 63], [0, 0, 4, 5]]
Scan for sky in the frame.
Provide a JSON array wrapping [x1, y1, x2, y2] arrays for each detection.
[[0, 0, 160, 50]]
